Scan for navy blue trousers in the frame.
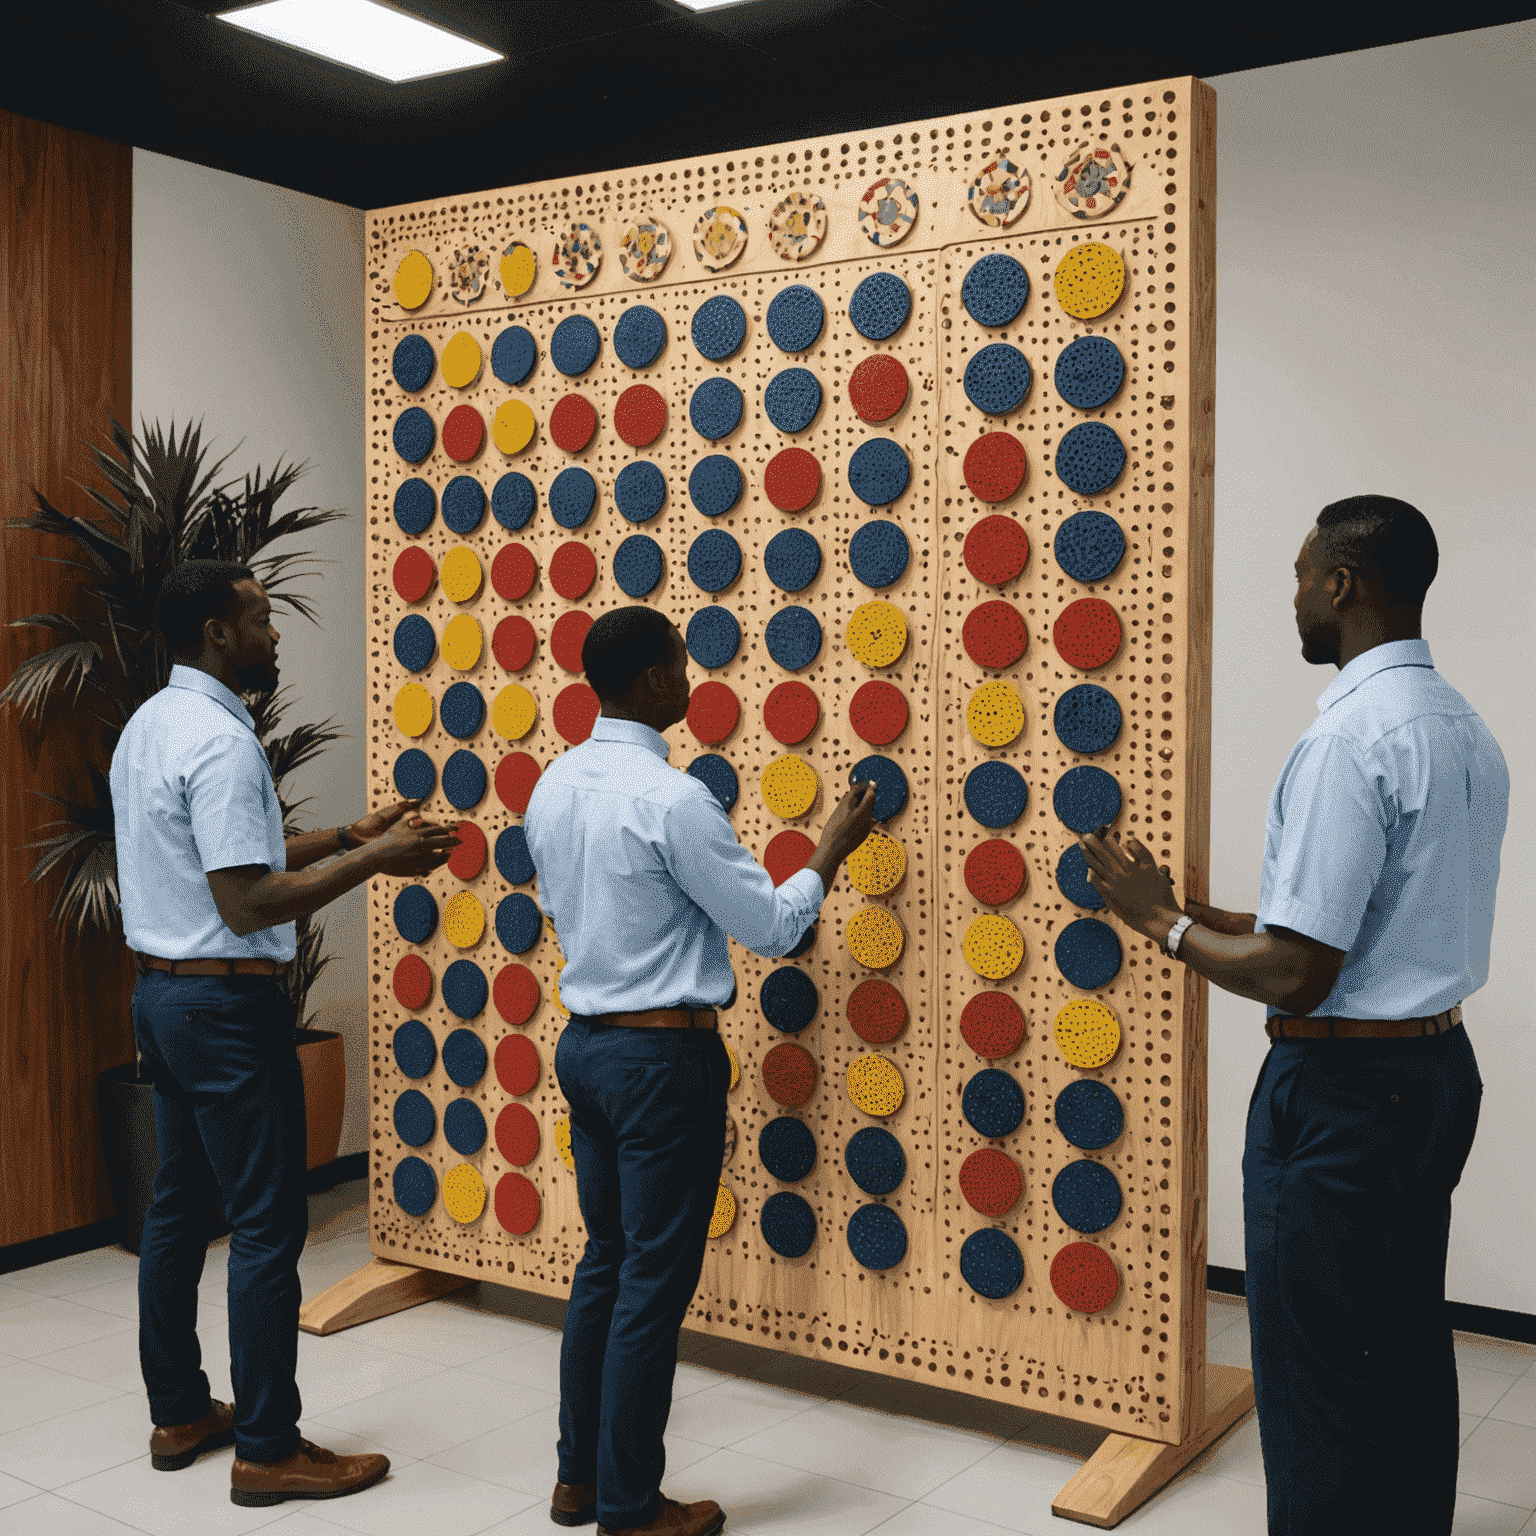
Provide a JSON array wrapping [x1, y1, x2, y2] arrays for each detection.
[[554, 1016, 729, 1529], [132, 970, 308, 1463], [1242, 1024, 1483, 1536]]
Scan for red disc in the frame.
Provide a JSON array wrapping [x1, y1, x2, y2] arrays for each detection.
[[963, 433, 1029, 503], [393, 547, 436, 603], [495, 1033, 540, 1097], [848, 355, 909, 423], [495, 1103, 540, 1166], [959, 1148, 1023, 1217], [613, 384, 666, 447], [553, 683, 601, 744], [962, 601, 1028, 670], [848, 680, 908, 746], [442, 403, 485, 462], [496, 752, 541, 814], [492, 543, 538, 601], [550, 610, 595, 672], [549, 394, 598, 453], [493, 963, 540, 1025], [1050, 1241, 1121, 1314], [492, 616, 538, 673], [964, 839, 1026, 905], [447, 821, 487, 881], [763, 681, 819, 745], [392, 954, 432, 1011], [762, 1042, 818, 1107], [960, 992, 1027, 1059], [686, 680, 740, 744], [1052, 598, 1122, 670], [764, 448, 821, 513], [764, 830, 815, 886], [494, 1171, 541, 1235], [549, 543, 597, 601], [963, 515, 1031, 586], [846, 977, 907, 1044]]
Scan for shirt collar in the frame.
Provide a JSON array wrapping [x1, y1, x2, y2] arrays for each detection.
[[587, 713, 672, 761], [168, 663, 257, 732], [1316, 638, 1433, 714]]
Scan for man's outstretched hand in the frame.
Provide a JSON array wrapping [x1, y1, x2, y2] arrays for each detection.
[[348, 799, 430, 844], [1077, 827, 1184, 942]]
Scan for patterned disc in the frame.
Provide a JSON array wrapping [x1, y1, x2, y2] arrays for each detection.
[[847, 355, 909, 422], [615, 460, 667, 523], [613, 534, 664, 598], [392, 407, 434, 463], [439, 681, 485, 739], [967, 680, 1024, 747], [960, 1227, 1025, 1299], [765, 285, 825, 351], [618, 218, 672, 281], [767, 194, 826, 262], [392, 333, 434, 392], [552, 684, 601, 744], [492, 471, 537, 529], [844, 1126, 907, 1195], [1055, 917, 1123, 990], [393, 954, 433, 1011], [759, 1116, 817, 1182], [493, 398, 537, 457], [848, 680, 907, 745], [845, 905, 904, 969], [439, 547, 483, 603], [708, 1182, 737, 1238], [394, 884, 436, 943], [1053, 243, 1126, 320], [614, 384, 666, 447], [846, 978, 907, 1044], [550, 609, 594, 671], [963, 515, 1030, 586], [726, 1042, 740, 1090], [849, 755, 909, 821], [963, 914, 1025, 980], [491, 324, 537, 386], [961, 1068, 1025, 1139], [761, 753, 819, 818], [548, 542, 597, 601], [442, 404, 485, 462], [448, 242, 488, 304], [1055, 422, 1127, 497], [763, 681, 819, 745], [1052, 1158, 1122, 1233], [693, 206, 749, 272], [441, 330, 482, 389], [493, 963, 539, 1025], [858, 177, 919, 247], [393, 615, 434, 673], [549, 395, 597, 454], [683, 680, 738, 745], [692, 754, 739, 806], [1053, 684, 1122, 754], [493, 824, 534, 886], [553, 222, 602, 289], [690, 377, 743, 441], [613, 304, 667, 369], [848, 271, 911, 341], [1054, 1080, 1125, 1151], [441, 750, 487, 812], [961, 601, 1028, 670], [959, 1147, 1023, 1217], [393, 479, 435, 537], [959, 992, 1026, 1059], [1053, 999, 1122, 1069], [492, 684, 538, 743], [962, 760, 1028, 829], [847, 438, 910, 507], [442, 613, 484, 670], [393, 1018, 436, 1078], [499, 241, 536, 297], [1055, 843, 1106, 911], [963, 433, 1028, 503], [963, 343, 1032, 416], [392, 249, 433, 310], [1050, 1241, 1120, 1313], [848, 518, 909, 590], [763, 368, 822, 434], [963, 839, 1026, 905], [1053, 141, 1133, 220], [554, 1116, 575, 1171], [443, 1098, 487, 1155], [759, 1190, 816, 1257], [845, 831, 906, 897], [760, 965, 819, 1034], [961, 252, 1031, 327], [690, 455, 743, 517], [686, 606, 741, 668], [393, 748, 435, 799], [1054, 509, 1126, 584], [967, 156, 1030, 227], [764, 829, 815, 887], [393, 1156, 436, 1216], [1053, 336, 1126, 410], [494, 1171, 541, 1234], [495, 1032, 540, 1096], [764, 448, 821, 512], [691, 294, 747, 360], [443, 891, 486, 949], [846, 1053, 905, 1117], [495, 752, 541, 814], [393, 1089, 434, 1147], [846, 1202, 907, 1270], [495, 1103, 540, 1166], [845, 601, 907, 668], [764, 606, 822, 670], [762, 1042, 818, 1107], [1053, 765, 1122, 835]]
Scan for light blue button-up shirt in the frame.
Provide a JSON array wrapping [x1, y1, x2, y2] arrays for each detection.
[[522, 715, 825, 1016], [1256, 638, 1508, 1019], [109, 664, 294, 962]]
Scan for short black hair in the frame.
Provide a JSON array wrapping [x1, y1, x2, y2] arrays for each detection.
[[581, 605, 677, 701], [155, 560, 259, 658], [1314, 495, 1439, 609]]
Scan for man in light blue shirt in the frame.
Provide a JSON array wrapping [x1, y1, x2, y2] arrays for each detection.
[[1080, 496, 1508, 1535]]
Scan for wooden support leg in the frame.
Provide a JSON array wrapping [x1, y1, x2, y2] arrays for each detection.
[[298, 1258, 471, 1337], [1051, 1365, 1255, 1528]]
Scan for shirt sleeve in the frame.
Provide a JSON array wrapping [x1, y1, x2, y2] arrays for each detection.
[[184, 732, 279, 874], [1257, 732, 1387, 952]]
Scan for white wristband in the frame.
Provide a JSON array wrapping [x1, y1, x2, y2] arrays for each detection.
[[1164, 914, 1195, 958]]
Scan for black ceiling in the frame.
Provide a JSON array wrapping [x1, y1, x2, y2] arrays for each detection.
[[6, 2, 1526, 209]]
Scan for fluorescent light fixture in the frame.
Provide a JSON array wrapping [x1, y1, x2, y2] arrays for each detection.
[[672, 0, 762, 10], [219, 0, 502, 83]]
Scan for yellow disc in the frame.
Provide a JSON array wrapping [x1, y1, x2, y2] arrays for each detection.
[[760, 753, 819, 819], [1054, 999, 1123, 1069], [494, 399, 536, 455], [554, 1116, 575, 1172], [440, 546, 483, 603], [501, 240, 537, 297], [846, 1053, 905, 1117], [440, 329, 483, 389], [846, 905, 905, 969], [393, 683, 434, 738], [551, 970, 570, 1019], [443, 892, 486, 949], [494, 683, 538, 740], [845, 831, 906, 896], [967, 680, 1025, 748], [443, 1163, 487, 1224], [708, 1181, 737, 1238], [441, 614, 484, 672], [393, 249, 433, 310], [963, 914, 1025, 981], [846, 600, 908, 668], [726, 1042, 740, 1091], [1054, 242, 1127, 320]]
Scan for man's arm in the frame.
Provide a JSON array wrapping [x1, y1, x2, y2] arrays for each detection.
[[285, 827, 349, 873], [207, 846, 386, 937], [1182, 898, 1257, 937]]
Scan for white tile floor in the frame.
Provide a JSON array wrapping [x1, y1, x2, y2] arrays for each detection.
[[0, 1183, 1532, 1536]]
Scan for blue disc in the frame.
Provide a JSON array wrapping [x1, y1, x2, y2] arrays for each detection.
[[443, 1098, 488, 1156], [759, 1116, 817, 1182], [495, 825, 535, 884], [442, 748, 487, 809], [686, 606, 741, 668], [440, 682, 485, 740], [963, 344, 1033, 416], [764, 606, 822, 670], [393, 885, 437, 944], [847, 1202, 907, 1270], [847, 438, 910, 507], [759, 1190, 816, 1257], [1054, 1080, 1124, 1151], [491, 325, 537, 387], [848, 519, 909, 589], [760, 966, 818, 1033], [1056, 422, 1127, 496], [614, 534, 664, 597], [962, 1068, 1026, 1139], [393, 748, 435, 801], [442, 958, 489, 1020], [692, 295, 747, 361], [961, 252, 1030, 327], [690, 378, 743, 441], [392, 1019, 436, 1079], [688, 529, 742, 594], [689, 455, 742, 517], [496, 893, 543, 955], [549, 466, 597, 529], [1052, 1159, 1122, 1234], [1053, 765, 1121, 834], [786, 922, 817, 959], [393, 407, 434, 464], [550, 314, 601, 377], [392, 334, 434, 393], [1055, 844, 1106, 911], [763, 528, 822, 592], [849, 272, 911, 341], [766, 285, 824, 353], [393, 1156, 436, 1216], [960, 1228, 1025, 1299], [393, 614, 435, 672], [1054, 336, 1125, 410], [844, 1126, 906, 1196], [849, 756, 908, 822], [963, 761, 1029, 829], [393, 478, 435, 536], [1054, 510, 1126, 584], [441, 475, 486, 535], [441, 1027, 487, 1087], [393, 1090, 434, 1148], [687, 753, 738, 811], [614, 305, 666, 369], [492, 471, 536, 530], [1055, 917, 1123, 990], [615, 461, 666, 523], [1054, 684, 1122, 754], [763, 368, 822, 433]]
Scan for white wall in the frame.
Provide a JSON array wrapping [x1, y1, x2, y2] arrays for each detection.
[[1204, 23, 1534, 1312]]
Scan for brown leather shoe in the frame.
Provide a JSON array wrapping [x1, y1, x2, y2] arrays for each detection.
[[551, 1480, 597, 1525], [150, 1398, 236, 1470], [598, 1495, 724, 1536], [229, 1436, 390, 1507]]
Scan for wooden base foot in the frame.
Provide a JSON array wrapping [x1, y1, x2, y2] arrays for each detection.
[[298, 1258, 471, 1337], [1051, 1365, 1255, 1528]]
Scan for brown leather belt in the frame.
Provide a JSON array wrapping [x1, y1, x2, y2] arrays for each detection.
[[140, 953, 288, 977], [1266, 1004, 1461, 1041], [596, 1006, 718, 1031]]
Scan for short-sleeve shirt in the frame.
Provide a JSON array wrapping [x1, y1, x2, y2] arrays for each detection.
[[1257, 639, 1508, 1019], [109, 664, 294, 962], [522, 714, 825, 1016]]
